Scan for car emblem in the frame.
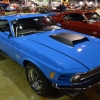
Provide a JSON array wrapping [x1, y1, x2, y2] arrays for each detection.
[[15, 54, 20, 59]]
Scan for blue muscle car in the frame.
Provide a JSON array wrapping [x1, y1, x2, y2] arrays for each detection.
[[0, 13, 100, 97]]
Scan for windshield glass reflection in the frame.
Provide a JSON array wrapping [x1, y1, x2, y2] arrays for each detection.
[[85, 12, 100, 22]]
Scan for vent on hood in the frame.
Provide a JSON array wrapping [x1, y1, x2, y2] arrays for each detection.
[[50, 33, 89, 47]]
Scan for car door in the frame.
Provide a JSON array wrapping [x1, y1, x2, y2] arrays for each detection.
[[0, 20, 14, 58]]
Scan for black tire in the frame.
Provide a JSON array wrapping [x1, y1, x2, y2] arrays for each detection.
[[26, 62, 54, 96], [0, 49, 2, 53]]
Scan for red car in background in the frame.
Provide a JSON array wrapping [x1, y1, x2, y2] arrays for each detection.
[[52, 10, 100, 38]]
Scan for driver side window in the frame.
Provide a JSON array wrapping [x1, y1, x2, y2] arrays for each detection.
[[0, 20, 10, 33], [64, 14, 85, 22], [64, 14, 73, 20]]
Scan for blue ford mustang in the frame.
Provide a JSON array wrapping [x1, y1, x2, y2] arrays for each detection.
[[0, 13, 100, 97]]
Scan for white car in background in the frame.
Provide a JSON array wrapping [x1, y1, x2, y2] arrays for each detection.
[[6, 6, 16, 11]]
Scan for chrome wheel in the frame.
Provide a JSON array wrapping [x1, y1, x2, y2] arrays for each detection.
[[26, 63, 54, 96], [28, 67, 42, 91]]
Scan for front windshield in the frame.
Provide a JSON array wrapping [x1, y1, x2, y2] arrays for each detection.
[[12, 17, 60, 36], [85, 12, 100, 22]]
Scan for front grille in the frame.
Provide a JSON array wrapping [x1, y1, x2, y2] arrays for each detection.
[[58, 75, 70, 81], [73, 66, 100, 83]]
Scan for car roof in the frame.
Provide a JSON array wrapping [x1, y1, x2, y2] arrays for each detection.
[[62, 10, 96, 14], [0, 13, 49, 21]]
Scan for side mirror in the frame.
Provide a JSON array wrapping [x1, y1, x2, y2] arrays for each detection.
[[82, 20, 87, 23], [4, 31, 10, 36], [57, 23, 61, 27]]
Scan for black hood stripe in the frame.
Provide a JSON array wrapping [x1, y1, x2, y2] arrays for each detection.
[[50, 33, 89, 47]]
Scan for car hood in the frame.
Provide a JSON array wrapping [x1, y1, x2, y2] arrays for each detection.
[[90, 21, 100, 26], [26, 29, 100, 70]]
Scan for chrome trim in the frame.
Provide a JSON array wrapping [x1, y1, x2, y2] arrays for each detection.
[[83, 14, 89, 23], [52, 83, 84, 90], [71, 66, 100, 83], [52, 82, 99, 90]]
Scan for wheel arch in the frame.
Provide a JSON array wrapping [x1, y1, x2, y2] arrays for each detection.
[[23, 59, 41, 69], [23, 58, 48, 77], [25, 59, 54, 96]]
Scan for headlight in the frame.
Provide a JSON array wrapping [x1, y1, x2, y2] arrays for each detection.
[[71, 74, 81, 83]]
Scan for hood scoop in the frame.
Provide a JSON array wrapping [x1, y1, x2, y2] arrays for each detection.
[[50, 33, 89, 47]]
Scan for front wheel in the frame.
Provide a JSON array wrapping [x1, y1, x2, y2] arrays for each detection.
[[0, 49, 2, 53], [26, 62, 54, 96]]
